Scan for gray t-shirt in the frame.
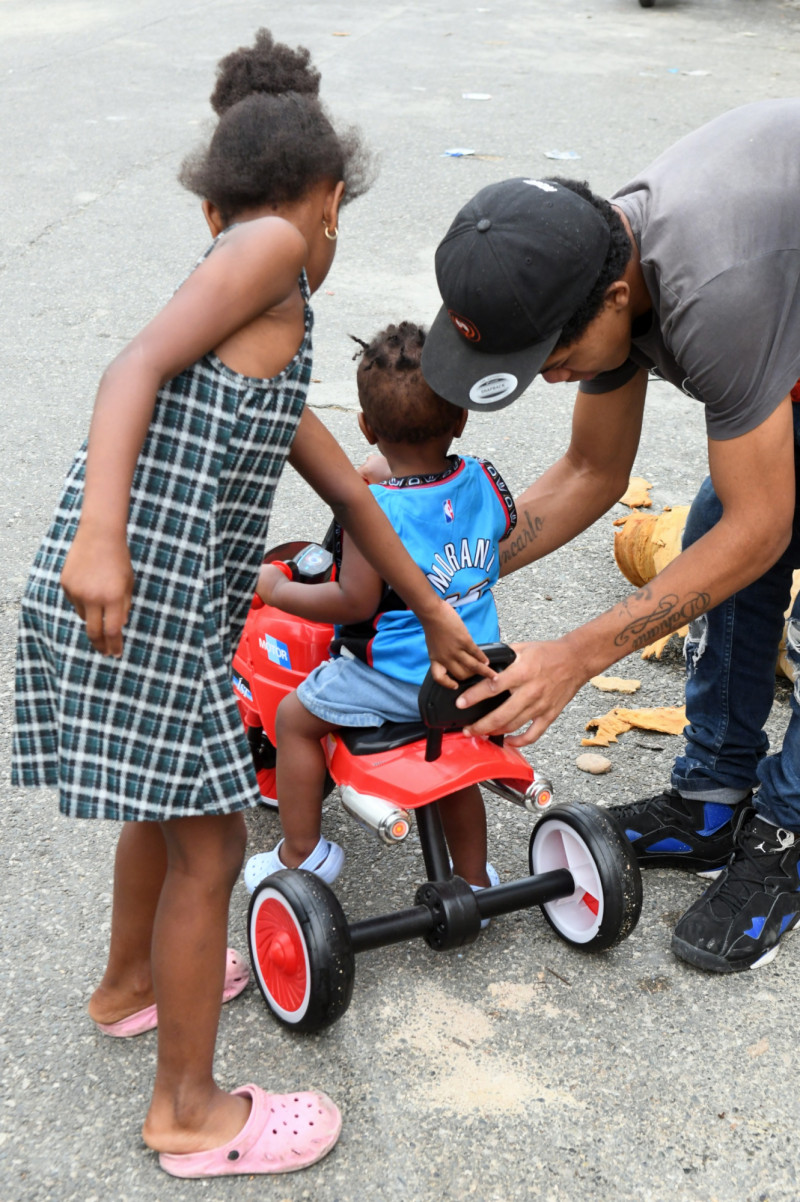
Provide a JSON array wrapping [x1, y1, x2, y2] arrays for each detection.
[[579, 99, 800, 440]]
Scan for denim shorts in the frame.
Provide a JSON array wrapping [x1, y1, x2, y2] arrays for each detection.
[[296, 654, 422, 727]]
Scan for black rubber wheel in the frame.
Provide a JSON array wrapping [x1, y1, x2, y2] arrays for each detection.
[[529, 802, 642, 950], [248, 869, 355, 1031], [639, 0, 656, 7]]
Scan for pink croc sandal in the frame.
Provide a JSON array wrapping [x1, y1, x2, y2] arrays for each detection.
[[95, 948, 250, 1038], [158, 1084, 341, 1178], [221, 948, 251, 1003]]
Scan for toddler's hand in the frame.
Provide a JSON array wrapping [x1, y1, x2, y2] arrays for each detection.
[[256, 562, 292, 606], [421, 600, 493, 688], [60, 528, 134, 657], [357, 453, 391, 485]]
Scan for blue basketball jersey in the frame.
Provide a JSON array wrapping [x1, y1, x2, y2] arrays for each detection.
[[331, 455, 516, 685]]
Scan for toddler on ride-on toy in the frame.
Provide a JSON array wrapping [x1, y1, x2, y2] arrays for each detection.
[[244, 321, 516, 901]]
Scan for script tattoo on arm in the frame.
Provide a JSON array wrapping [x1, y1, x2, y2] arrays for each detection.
[[500, 512, 544, 571], [613, 588, 711, 653]]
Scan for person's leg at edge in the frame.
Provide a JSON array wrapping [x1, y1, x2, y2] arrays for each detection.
[[88, 821, 167, 1025], [275, 692, 336, 867], [439, 785, 490, 888], [753, 577, 800, 831], [671, 637, 800, 972], [142, 811, 249, 1153], [675, 404, 800, 804], [612, 423, 800, 870], [668, 405, 800, 970], [671, 477, 797, 802]]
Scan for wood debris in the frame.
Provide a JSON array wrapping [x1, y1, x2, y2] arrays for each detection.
[[612, 504, 691, 657], [619, 476, 653, 508], [640, 633, 681, 661], [613, 505, 690, 588], [582, 706, 687, 747], [589, 674, 641, 694], [612, 490, 800, 676]]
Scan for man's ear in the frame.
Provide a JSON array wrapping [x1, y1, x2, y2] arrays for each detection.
[[323, 180, 346, 234], [453, 410, 469, 439], [202, 200, 225, 237], [605, 279, 631, 312], [358, 411, 378, 445]]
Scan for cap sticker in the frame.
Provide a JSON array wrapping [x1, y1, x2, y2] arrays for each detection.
[[523, 179, 558, 193], [448, 310, 481, 342], [469, 373, 518, 405]]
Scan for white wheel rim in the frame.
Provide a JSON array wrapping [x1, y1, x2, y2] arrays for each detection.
[[532, 819, 604, 943], [249, 886, 311, 1021]]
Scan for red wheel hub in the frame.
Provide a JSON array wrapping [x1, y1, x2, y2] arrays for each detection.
[[254, 897, 308, 1012], [267, 930, 298, 973]]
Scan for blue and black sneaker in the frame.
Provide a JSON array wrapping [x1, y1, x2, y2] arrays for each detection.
[[672, 810, 800, 972], [608, 788, 751, 876]]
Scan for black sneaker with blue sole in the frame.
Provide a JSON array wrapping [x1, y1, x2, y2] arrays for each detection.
[[672, 809, 800, 972], [608, 789, 751, 875]]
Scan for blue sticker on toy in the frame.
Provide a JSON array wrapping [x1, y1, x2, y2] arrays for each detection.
[[232, 672, 253, 702], [259, 633, 292, 670]]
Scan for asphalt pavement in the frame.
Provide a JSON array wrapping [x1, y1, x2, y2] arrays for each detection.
[[2, 2, 800, 1200]]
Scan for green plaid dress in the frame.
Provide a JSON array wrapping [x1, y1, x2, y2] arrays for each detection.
[[11, 239, 312, 821]]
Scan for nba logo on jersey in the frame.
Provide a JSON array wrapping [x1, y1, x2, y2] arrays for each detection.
[[443, 498, 455, 523]]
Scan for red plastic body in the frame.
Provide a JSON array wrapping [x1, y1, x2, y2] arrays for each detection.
[[232, 595, 534, 810], [233, 601, 334, 746]]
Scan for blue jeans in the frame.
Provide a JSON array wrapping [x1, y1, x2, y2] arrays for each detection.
[[671, 403, 800, 830]]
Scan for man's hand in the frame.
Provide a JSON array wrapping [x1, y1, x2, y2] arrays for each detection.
[[455, 638, 586, 743]]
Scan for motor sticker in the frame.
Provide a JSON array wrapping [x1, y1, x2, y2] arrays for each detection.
[[258, 633, 292, 670]]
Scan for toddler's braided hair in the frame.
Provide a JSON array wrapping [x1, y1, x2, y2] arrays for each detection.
[[353, 322, 463, 445], [179, 29, 372, 223]]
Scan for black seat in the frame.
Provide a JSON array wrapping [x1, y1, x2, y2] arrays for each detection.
[[339, 643, 516, 761], [417, 642, 515, 760], [338, 720, 428, 756]]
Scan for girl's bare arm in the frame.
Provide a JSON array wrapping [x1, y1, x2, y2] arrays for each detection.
[[61, 218, 308, 655]]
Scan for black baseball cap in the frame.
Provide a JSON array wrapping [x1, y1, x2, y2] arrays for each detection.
[[421, 177, 611, 411]]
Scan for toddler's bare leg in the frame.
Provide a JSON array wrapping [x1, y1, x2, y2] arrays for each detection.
[[275, 691, 337, 865], [142, 812, 251, 1154], [88, 820, 166, 1024], [438, 785, 490, 887]]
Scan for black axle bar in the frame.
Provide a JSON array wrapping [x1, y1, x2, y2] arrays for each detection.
[[348, 868, 576, 955]]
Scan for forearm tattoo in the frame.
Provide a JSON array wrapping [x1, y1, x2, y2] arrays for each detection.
[[614, 587, 710, 652], [500, 512, 544, 570]]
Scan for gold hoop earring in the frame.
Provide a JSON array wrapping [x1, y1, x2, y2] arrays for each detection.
[[324, 224, 338, 242]]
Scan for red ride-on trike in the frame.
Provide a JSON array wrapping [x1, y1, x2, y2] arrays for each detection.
[[233, 540, 642, 1033]]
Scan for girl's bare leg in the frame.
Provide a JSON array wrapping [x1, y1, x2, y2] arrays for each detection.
[[142, 811, 250, 1153], [275, 692, 336, 866], [438, 785, 490, 887], [88, 820, 167, 1024]]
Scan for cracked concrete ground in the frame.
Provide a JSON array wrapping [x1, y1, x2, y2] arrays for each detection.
[[2, 2, 800, 1199]]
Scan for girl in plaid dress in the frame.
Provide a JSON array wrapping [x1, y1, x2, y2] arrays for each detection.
[[11, 30, 489, 1180]]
